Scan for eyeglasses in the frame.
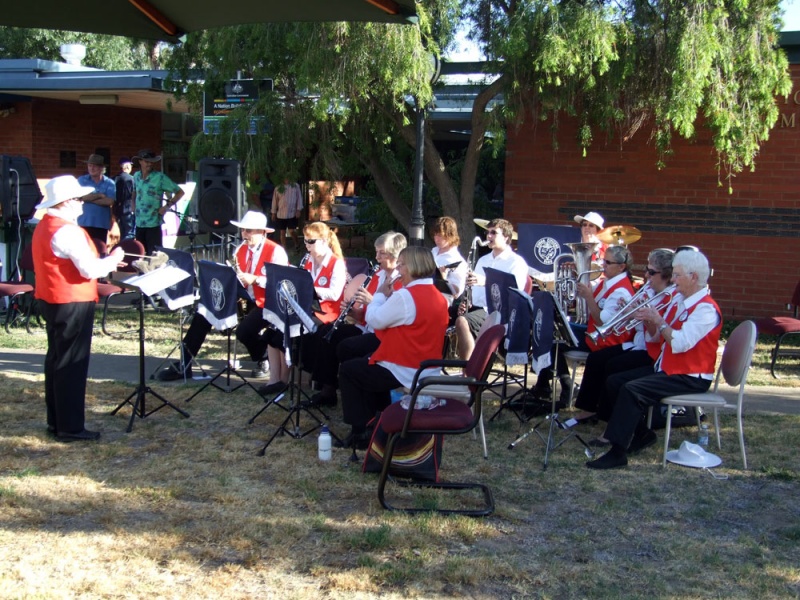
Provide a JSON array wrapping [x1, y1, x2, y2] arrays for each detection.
[[303, 238, 319, 245], [645, 268, 661, 276], [603, 260, 623, 266], [486, 229, 504, 236]]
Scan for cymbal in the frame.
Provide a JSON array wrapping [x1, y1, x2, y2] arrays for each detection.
[[596, 224, 642, 246], [473, 218, 518, 241]]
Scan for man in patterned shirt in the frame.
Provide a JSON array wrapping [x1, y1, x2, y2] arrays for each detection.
[[132, 149, 184, 254]]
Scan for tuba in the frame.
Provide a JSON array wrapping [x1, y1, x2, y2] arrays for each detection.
[[553, 242, 601, 325]]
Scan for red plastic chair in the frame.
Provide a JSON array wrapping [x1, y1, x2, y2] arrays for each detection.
[[0, 245, 35, 333], [753, 280, 800, 378]]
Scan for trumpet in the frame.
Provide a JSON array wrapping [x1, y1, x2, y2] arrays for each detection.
[[588, 283, 676, 343], [458, 236, 490, 316]]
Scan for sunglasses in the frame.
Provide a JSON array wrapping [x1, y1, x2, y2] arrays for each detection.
[[486, 229, 504, 236], [645, 268, 661, 276], [603, 260, 623, 266], [303, 238, 319, 244]]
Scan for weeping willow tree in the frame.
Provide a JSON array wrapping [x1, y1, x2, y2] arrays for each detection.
[[166, 0, 791, 243]]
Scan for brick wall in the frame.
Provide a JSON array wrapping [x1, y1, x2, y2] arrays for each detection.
[[504, 66, 800, 320], [0, 98, 161, 178]]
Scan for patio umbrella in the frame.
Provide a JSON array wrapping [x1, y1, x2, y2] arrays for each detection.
[[0, 0, 417, 43]]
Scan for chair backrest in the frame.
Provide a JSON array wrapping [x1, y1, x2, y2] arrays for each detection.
[[465, 324, 506, 386], [345, 257, 371, 279], [117, 238, 146, 273], [18, 244, 35, 273], [719, 320, 757, 388], [791, 280, 800, 315], [475, 310, 502, 341]]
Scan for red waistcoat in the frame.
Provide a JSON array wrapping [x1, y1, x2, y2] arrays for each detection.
[[236, 240, 279, 308], [305, 256, 344, 323], [659, 295, 722, 376], [370, 284, 449, 368], [32, 214, 98, 304], [586, 276, 635, 351]]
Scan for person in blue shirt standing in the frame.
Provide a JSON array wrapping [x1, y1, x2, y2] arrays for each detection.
[[77, 154, 115, 245], [132, 149, 184, 255]]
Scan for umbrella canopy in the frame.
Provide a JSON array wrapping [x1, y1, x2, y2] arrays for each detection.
[[0, 0, 417, 43]]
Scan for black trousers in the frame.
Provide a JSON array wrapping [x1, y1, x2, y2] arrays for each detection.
[[40, 300, 96, 434], [135, 226, 162, 256], [339, 357, 401, 430], [304, 322, 364, 387], [604, 372, 711, 450], [574, 346, 653, 421], [236, 308, 274, 362]]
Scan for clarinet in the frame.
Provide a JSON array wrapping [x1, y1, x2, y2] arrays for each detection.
[[299, 253, 311, 270], [457, 236, 490, 316], [324, 264, 381, 341]]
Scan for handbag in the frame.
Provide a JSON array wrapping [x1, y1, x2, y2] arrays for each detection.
[[362, 412, 443, 482]]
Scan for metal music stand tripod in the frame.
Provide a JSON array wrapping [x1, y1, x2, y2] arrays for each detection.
[[508, 293, 595, 469], [256, 278, 342, 455], [110, 267, 192, 432]]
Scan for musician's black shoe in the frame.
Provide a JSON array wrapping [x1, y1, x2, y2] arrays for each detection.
[[586, 448, 628, 470], [56, 429, 101, 443], [156, 362, 192, 381], [250, 360, 270, 379], [258, 381, 288, 397], [627, 428, 657, 455], [333, 429, 371, 450], [304, 392, 338, 408]]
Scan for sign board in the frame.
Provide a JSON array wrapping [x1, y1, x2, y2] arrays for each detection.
[[203, 79, 273, 135]]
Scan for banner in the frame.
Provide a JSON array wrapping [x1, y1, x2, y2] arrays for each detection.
[[156, 247, 195, 310], [517, 224, 581, 282], [530, 291, 556, 374], [506, 288, 532, 366], [484, 267, 518, 325], [262, 263, 317, 347], [196, 260, 238, 331]]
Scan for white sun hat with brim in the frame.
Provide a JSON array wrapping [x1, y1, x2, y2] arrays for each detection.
[[36, 176, 96, 210], [230, 210, 275, 233], [666, 440, 722, 468], [574, 211, 605, 229]]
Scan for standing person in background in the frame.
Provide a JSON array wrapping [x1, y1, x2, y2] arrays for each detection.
[[32, 176, 125, 442], [114, 156, 135, 241], [271, 179, 303, 249], [132, 149, 184, 255], [77, 154, 115, 245]]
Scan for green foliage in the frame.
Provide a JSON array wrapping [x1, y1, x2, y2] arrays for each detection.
[[0, 27, 166, 70]]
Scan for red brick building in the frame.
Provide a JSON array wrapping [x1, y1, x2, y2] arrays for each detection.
[[504, 61, 800, 320]]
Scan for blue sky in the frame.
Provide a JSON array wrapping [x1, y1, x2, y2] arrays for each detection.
[[447, 1, 800, 61]]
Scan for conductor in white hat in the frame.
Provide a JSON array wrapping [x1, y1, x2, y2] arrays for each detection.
[[32, 176, 125, 442]]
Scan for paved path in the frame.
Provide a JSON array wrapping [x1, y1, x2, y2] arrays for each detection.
[[2, 348, 799, 415]]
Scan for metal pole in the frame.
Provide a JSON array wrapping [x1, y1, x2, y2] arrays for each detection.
[[409, 103, 425, 246]]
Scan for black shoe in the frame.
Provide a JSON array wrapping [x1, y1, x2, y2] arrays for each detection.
[[156, 362, 191, 381], [46, 425, 57, 437], [258, 381, 288, 397], [56, 429, 101, 442], [532, 385, 553, 400], [250, 360, 270, 379], [333, 430, 371, 450], [627, 428, 657, 454], [586, 449, 628, 469], [304, 392, 337, 408]]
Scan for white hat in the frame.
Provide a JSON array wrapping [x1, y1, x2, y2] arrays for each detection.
[[666, 441, 722, 469], [230, 210, 274, 232], [36, 176, 96, 210], [574, 211, 605, 229]]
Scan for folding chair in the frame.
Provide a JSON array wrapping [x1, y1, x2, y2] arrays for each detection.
[[377, 324, 505, 516], [97, 238, 146, 335], [0, 244, 35, 333], [753, 280, 800, 378]]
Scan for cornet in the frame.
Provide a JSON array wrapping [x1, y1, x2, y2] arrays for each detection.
[[588, 283, 676, 343]]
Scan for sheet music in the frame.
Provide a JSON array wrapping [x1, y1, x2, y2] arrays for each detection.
[[122, 265, 191, 297]]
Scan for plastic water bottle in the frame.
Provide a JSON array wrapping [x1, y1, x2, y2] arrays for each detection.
[[318, 425, 332, 461], [698, 423, 709, 448]]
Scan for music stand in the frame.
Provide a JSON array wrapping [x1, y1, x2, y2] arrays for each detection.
[[184, 260, 263, 401], [110, 265, 192, 432], [507, 291, 595, 469], [253, 263, 343, 455]]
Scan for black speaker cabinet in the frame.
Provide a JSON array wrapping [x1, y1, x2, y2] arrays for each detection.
[[197, 158, 243, 234], [0, 156, 42, 222]]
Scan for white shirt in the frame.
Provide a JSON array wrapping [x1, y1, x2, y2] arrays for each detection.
[[48, 206, 122, 280], [310, 250, 346, 302], [360, 268, 399, 333], [472, 247, 529, 308], [595, 272, 634, 325], [432, 245, 468, 303], [365, 278, 440, 389]]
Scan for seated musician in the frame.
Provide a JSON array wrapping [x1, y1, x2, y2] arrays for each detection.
[[574, 211, 607, 262], [154, 211, 288, 381], [454, 218, 529, 360], [302, 231, 406, 407], [431, 216, 468, 308], [586, 249, 722, 469], [258, 221, 346, 396], [337, 247, 450, 449], [534, 244, 636, 405], [573, 248, 675, 427]]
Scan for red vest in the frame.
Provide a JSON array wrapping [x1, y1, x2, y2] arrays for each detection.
[[370, 284, 449, 368], [236, 240, 279, 308], [586, 276, 635, 351], [305, 256, 344, 323], [32, 214, 99, 304], [659, 295, 722, 376]]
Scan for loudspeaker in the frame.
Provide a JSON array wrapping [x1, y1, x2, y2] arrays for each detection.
[[197, 158, 244, 234], [0, 156, 42, 222]]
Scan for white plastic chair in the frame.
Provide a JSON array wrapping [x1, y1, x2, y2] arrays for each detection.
[[654, 320, 757, 469]]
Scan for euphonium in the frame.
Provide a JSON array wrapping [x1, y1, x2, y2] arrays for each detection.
[[553, 242, 600, 325], [588, 283, 677, 343]]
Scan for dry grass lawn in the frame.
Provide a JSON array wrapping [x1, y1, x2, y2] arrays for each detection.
[[1, 310, 799, 598]]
